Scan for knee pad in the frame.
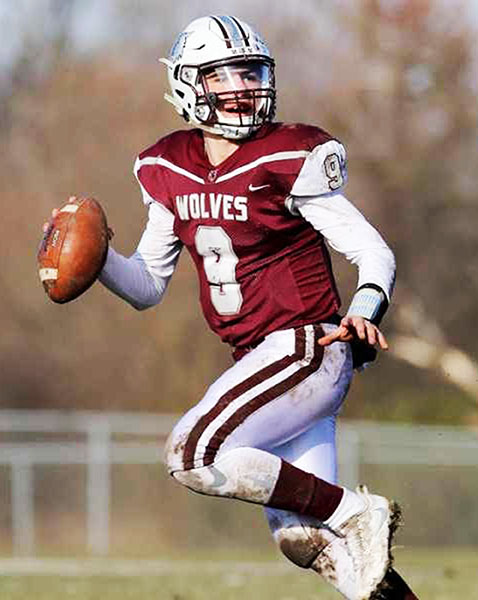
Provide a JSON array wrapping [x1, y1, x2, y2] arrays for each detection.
[[169, 447, 282, 504], [164, 428, 192, 475]]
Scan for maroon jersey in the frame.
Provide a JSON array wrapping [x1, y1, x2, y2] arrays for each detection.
[[135, 123, 342, 350]]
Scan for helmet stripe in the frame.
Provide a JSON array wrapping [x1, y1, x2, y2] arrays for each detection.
[[230, 16, 251, 47], [211, 15, 233, 49], [218, 15, 248, 48]]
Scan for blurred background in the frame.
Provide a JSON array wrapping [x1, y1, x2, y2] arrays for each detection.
[[1, 0, 478, 562]]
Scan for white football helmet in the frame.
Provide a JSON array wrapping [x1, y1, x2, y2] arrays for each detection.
[[160, 15, 276, 140]]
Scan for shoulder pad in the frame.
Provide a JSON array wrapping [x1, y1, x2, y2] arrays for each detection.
[[290, 139, 347, 197], [134, 130, 199, 208]]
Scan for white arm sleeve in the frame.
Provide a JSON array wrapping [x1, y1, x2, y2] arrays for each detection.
[[99, 202, 182, 310], [289, 193, 396, 301]]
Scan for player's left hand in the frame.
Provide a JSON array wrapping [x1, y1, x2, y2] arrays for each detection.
[[318, 315, 388, 349]]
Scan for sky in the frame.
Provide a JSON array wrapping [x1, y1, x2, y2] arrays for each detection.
[[0, 0, 327, 64], [0, 0, 477, 90], [0, 0, 334, 92]]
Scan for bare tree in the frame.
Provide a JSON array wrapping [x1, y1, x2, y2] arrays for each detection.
[[311, 0, 478, 402], [1, 0, 476, 417]]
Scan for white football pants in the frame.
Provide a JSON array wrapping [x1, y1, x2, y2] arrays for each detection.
[[165, 323, 353, 564]]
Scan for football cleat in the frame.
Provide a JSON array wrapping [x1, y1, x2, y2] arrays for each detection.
[[312, 486, 401, 600]]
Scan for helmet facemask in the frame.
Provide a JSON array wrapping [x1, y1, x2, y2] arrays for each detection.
[[195, 58, 276, 139]]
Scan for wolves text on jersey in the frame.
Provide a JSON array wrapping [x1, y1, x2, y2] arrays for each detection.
[[176, 193, 248, 222]]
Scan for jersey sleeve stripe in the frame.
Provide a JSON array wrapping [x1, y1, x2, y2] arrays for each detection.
[[215, 150, 309, 183], [135, 155, 205, 184]]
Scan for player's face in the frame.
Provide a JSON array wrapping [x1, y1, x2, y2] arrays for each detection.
[[203, 61, 269, 117]]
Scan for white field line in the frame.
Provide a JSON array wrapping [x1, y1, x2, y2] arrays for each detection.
[[0, 558, 296, 577]]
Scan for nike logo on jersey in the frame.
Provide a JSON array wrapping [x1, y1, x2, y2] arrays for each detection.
[[176, 193, 248, 222], [248, 183, 270, 192]]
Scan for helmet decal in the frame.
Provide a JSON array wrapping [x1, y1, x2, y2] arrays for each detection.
[[169, 31, 188, 61]]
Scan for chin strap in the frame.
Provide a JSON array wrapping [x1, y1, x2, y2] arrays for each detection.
[[164, 92, 258, 140]]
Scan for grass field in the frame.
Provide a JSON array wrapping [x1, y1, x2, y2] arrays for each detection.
[[0, 548, 477, 599]]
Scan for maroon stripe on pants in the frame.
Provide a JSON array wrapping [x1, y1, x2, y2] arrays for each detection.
[[182, 326, 324, 470], [204, 327, 324, 465]]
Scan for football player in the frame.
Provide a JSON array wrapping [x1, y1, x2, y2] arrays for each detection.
[[63, 15, 418, 600]]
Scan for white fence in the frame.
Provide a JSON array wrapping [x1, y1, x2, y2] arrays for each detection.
[[0, 411, 175, 556], [1, 410, 478, 556]]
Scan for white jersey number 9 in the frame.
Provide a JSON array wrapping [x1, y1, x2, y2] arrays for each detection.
[[195, 226, 243, 316]]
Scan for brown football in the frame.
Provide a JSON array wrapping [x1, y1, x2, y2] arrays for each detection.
[[37, 197, 109, 303]]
